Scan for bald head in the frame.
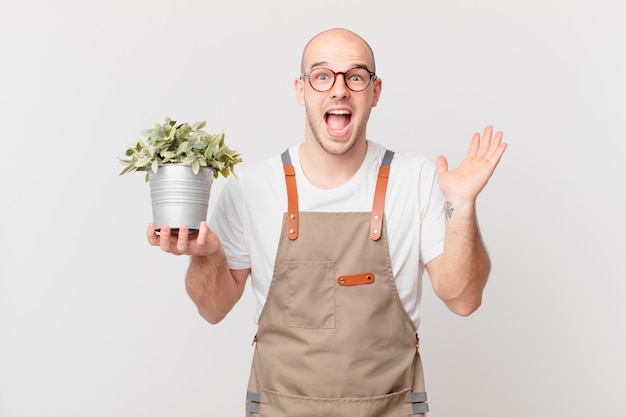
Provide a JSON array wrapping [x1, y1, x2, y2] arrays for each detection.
[[300, 28, 376, 74]]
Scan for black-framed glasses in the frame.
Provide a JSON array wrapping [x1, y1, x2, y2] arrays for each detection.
[[301, 67, 377, 92]]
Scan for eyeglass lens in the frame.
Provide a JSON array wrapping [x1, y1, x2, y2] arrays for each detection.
[[307, 68, 373, 92]]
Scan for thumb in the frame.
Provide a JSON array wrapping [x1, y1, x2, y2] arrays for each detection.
[[199, 221, 222, 256], [436, 155, 448, 174]]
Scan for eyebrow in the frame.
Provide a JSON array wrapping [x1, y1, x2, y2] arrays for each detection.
[[308, 61, 371, 72], [308, 61, 329, 71]]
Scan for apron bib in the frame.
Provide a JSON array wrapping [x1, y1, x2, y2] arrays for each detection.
[[245, 150, 429, 416]]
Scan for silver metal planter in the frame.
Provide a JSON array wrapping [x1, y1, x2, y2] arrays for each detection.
[[148, 164, 214, 234]]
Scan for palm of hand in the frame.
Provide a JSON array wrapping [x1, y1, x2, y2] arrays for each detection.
[[437, 126, 507, 202]]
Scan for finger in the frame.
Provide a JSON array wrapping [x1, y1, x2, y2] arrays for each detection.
[[196, 221, 208, 246], [482, 125, 493, 140], [177, 226, 190, 253], [196, 222, 218, 256], [436, 155, 449, 174], [491, 130, 503, 145], [466, 132, 481, 158], [489, 141, 508, 166], [147, 222, 159, 246], [486, 131, 506, 162], [206, 227, 222, 257], [477, 125, 493, 156], [160, 225, 174, 252]]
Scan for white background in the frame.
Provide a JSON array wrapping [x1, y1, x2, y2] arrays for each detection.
[[1, 0, 624, 416]]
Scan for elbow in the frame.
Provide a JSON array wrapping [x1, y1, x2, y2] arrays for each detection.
[[434, 280, 485, 316], [447, 296, 482, 317], [450, 300, 482, 317], [198, 308, 227, 325]]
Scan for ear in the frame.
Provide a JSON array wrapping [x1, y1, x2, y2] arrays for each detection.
[[371, 77, 382, 107], [295, 77, 305, 106]]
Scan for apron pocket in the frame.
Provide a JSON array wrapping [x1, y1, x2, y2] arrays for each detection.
[[287, 260, 335, 329], [258, 388, 413, 417]]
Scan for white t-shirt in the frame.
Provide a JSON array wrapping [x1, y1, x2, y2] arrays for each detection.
[[209, 141, 445, 329]]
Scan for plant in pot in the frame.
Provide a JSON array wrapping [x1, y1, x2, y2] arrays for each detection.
[[119, 116, 242, 234]]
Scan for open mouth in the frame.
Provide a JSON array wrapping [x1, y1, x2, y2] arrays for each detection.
[[325, 109, 352, 134]]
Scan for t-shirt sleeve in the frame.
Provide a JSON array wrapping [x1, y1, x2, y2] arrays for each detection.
[[208, 176, 251, 270], [419, 162, 446, 265]]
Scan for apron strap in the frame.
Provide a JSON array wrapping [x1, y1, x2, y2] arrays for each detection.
[[370, 150, 395, 241], [281, 150, 299, 240], [282, 148, 394, 242]]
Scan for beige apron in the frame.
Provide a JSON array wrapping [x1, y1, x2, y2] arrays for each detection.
[[245, 150, 429, 416]]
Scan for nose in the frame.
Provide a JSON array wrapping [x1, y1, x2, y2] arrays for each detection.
[[329, 73, 350, 99]]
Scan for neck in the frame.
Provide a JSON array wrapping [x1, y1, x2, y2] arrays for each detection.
[[298, 138, 368, 189]]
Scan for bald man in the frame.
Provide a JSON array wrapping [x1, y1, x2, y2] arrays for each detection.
[[148, 28, 507, 416]]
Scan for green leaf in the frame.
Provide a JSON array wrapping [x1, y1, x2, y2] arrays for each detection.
[[119, 118, 241, 181], [161, 151, 176, 161], [192, 141, 207, 150], [215, 131, 225, 146], [119, 164, 134, 176], [182, 155, 196, 165], [192, 120, 206, 131], [136, 156, 152, 167], [177, 142, 191, 155]]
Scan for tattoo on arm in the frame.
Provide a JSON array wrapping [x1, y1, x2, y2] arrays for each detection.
[[445, 202, 454, 219]]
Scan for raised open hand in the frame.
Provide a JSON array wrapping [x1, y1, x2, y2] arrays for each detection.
[[436, 125, 507, 203]]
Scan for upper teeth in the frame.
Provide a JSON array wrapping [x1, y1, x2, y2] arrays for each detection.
[[328, 110, 350, 115]]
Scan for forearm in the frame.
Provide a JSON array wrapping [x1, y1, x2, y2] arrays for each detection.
[[434, 199, 491, 316], [429, 125, 505, 315], [185, 246, 242, 324]]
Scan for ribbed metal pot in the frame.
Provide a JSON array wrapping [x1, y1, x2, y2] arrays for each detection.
[[148, 164, 214, 234]]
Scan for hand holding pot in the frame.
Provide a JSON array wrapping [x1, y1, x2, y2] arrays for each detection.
[[147, 221, 221, 257], [148, 220, 248, 324]]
